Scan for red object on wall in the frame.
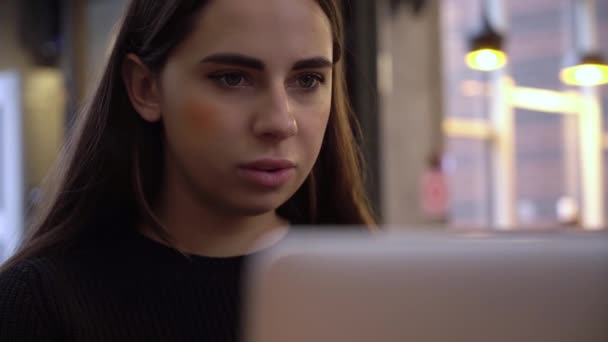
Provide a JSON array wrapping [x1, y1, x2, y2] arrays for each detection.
[[421, 169, 448, 218], [420, 152, 449, 221]]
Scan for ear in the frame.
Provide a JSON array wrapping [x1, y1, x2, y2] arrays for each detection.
[[122, 53, 162, 122]]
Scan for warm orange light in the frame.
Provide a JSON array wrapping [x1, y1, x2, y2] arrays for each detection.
[[560, 63, 608, 86], [442, 117, 493, 140], [465, 48, 507, 71], [509, 87, 582, 114]]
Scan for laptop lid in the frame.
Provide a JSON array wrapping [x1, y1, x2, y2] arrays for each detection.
[[243, 228, 608, 342]]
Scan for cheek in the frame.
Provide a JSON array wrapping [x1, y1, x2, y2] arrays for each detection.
[[308, 98, 331, 129], [175, 88, 222, 128], [166, 91, 229, 146], [183, 97, 216, 131], [161, 67, 233, 142], [297, 101, 331, 149]]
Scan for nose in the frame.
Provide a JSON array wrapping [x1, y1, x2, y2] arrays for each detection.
[[252, 83, 298, 140]]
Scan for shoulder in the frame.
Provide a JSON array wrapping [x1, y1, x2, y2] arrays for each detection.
[[0, 257, 49, 297], [0, 256, 59, 310], [0, 257, 62, 341]]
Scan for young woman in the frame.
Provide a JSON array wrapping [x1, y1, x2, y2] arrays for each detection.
[[0, 0, 375, 340]]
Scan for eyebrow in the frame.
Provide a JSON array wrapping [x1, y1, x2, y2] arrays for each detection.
[[200, 53, 333, 71], [201, 53, 264, 70], [293, 57, 333, 70]]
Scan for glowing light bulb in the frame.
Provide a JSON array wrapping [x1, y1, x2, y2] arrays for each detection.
[[560, 63, 608, 86], [465, 49, 507, 71]]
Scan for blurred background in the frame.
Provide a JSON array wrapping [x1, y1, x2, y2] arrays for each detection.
[[0, 0, 606, 260]]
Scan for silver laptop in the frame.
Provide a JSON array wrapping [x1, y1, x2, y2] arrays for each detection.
[[243, 228, 608, 342]]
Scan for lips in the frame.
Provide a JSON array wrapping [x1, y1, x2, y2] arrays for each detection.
[[240, 159, 295, 171], [238, 159, 296, 188]]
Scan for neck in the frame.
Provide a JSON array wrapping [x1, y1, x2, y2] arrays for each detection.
[[140, 176, 289, 258]]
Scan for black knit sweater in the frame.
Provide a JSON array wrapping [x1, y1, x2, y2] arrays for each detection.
[[0, 226, 249, 341]]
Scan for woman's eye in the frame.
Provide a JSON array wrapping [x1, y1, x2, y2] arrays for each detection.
[[295, 73, 324, 90], [209, 72, 249, 88]]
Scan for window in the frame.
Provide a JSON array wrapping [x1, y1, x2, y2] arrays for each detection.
[[441, 0, 606, 229]]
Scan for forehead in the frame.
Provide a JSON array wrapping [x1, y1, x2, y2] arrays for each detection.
[[178, 0, 333, 63]]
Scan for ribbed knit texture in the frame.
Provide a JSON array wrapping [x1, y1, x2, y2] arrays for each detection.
[[0, 227, 247, 341]]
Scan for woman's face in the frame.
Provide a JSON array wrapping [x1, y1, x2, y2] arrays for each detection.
[[157, 0, 333, 216]]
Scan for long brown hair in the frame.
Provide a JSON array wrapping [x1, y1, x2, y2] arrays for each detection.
[[2, 0, 375, 270]]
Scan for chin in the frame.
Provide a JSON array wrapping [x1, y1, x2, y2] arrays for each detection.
[[230, 203, 279, 217], [230, 192, 291, 217]]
